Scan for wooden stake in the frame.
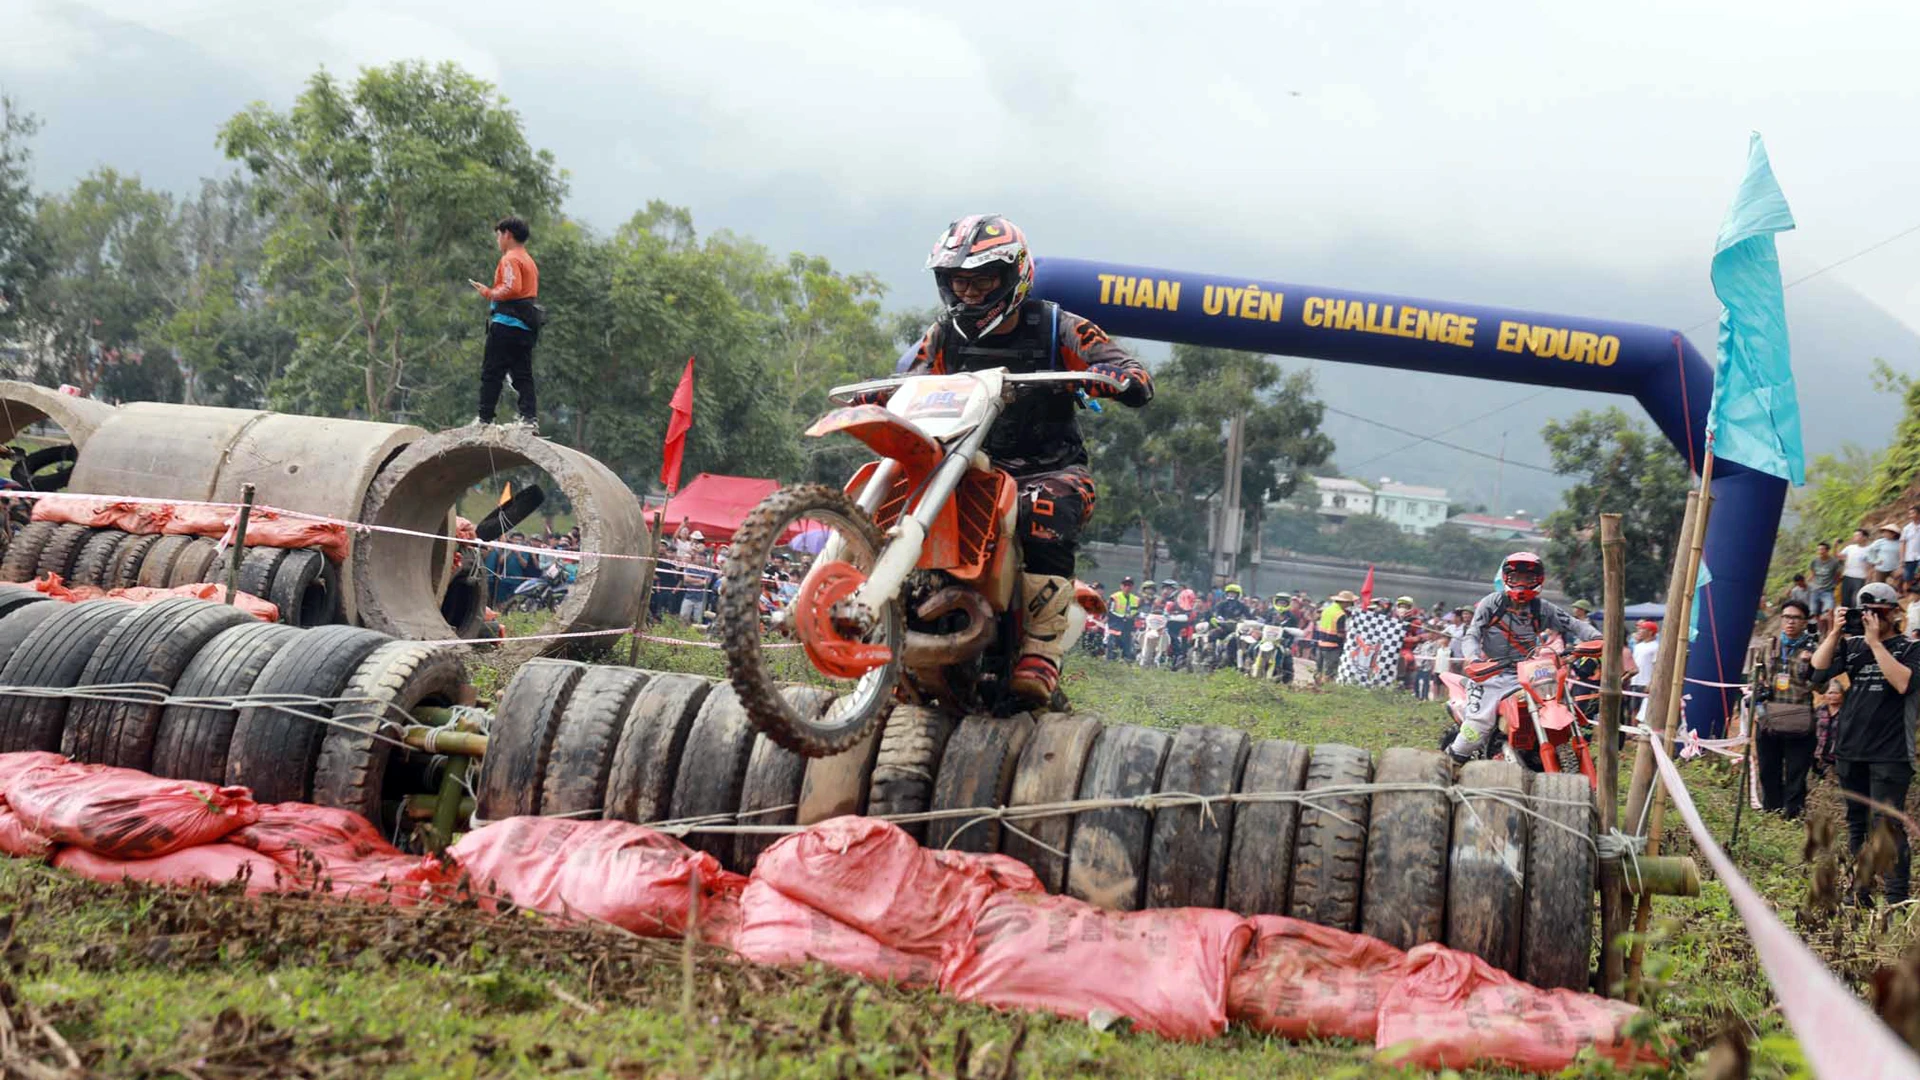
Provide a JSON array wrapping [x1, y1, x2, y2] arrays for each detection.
[[224, 483, 256, 606], [1624, 489, 1704, 835], [1598, 511, 1628, 996], [627, 510, 663, 667], [1626, 452, 1716, 1003]]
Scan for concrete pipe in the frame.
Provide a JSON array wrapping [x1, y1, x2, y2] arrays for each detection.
[[0, 381, 119, 450], [69, 403, 445, 625], [355, 424, 646, 663]]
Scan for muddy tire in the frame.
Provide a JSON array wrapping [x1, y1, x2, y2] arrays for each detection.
[[69, 529, 127, 588], [928, 713, 1037, 854], [151, 622, 302, 783], [604, 673, 711, 825], [719, 483, 900, 758], [1223, 738, 1311, 916], [108, 533, 161, 590], [169, 538, 222, 589], [734, 686, 832, 872], [235, 546, 289, 602], [866, 705, 955, 842], [135, 535, 196, 589], [269, 549, 331, 627], [1523, 772, 1596, 990], [474, 658, 586, 821], [0, 601, 137, 754], [1446, 759, 1530, 975], [1288, 743, 1373, 931], [34, 524, 93, 581], [62, 598, 253, 769], [1360, 747, 1454, 949], [1003, 713, 1103, 892], [1147, 725, 1251, 909], [669, 683, 760, 865], [225, 626, 390, 804], [0, 584, 49, 624], [1065, 724, 1172, 911], [796, 705, 885, 825], [312, 641, 469, 824], [0, 522, 58, 583], [539, 667, 651, 819]]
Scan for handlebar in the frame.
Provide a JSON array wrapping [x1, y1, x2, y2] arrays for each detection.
[[828, 369, 1124, 405]]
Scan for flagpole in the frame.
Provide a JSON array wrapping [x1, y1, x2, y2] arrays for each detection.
[[1626, 446, 1715, 1003]]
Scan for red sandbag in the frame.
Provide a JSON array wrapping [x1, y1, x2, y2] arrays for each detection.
[[26, 576, 277, 621], [939, 891, 1255, 1041], [0, 805, 51, 859], [7, 761, 259, 859], [449, 817, 745, 937], [231, 804, 445, 903], [751, 817, 1040, 961], [55, 843, 285, 894], [1375, 943, 1663, 1074], [163, 505, 348, 563], [0, 751, 67, 797], [735, 879, 941, 987], [30, 496, 173, 533], [1228, 915, 1408, 1041]]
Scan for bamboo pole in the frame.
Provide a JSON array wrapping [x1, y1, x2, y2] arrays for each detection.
[[224, 483, 256, 605], [1624, 489, 1704, 835], [627, 510, 664, 667], [1626, 452, 1716, 1003], [1598, 512, 1628, 995]]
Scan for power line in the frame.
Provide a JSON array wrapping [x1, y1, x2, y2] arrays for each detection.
[[1320, 405, 1559, 474], [1346, 387, 1555, 471], [1682, 217, 1920, 334]]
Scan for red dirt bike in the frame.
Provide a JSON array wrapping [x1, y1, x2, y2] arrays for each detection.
[[718, 368, 1117, 757], [1437, 640, 1602, 786]]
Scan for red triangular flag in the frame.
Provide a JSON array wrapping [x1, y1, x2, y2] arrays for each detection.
[[659, 356, 695, 495], [1359, 565, 1376, 608]]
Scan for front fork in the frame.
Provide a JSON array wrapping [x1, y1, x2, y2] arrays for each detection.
[[849, 423, 993, 628]]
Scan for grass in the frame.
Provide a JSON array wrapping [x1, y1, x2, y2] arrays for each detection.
[[1, 644, 1888, 1078]]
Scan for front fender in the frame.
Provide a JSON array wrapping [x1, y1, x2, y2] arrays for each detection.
[[806, 406, 942, 483]]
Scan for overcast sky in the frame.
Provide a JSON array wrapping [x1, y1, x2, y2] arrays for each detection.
[[7, 0, 1919, 509]]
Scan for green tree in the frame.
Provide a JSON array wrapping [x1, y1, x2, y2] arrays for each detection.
[[1540, 407, 1691, 602], [218, 61, 566, 423], [1085, 346, 1332, 580], [0, 96, 45, 330], [150, 176, 293, 406], [22, 168, 182, 400]]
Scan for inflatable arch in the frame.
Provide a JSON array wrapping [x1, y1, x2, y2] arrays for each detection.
[[1033, 257, 1781, 736]]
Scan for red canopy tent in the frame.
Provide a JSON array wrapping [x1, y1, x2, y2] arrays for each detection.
[[655, 474, 779, 544]]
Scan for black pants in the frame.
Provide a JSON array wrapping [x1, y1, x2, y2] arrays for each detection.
[[1755, 728, 1815, 819], [478, 322, 537, 422], [1012, 466, 1094, 578], [1838, 758, 1914, 904], [1317, 646, 1341, 678]]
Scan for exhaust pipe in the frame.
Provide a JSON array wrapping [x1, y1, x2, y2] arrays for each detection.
[[902, 587, 996, 666]]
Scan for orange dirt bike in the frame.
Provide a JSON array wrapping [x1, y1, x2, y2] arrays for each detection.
[[718, 368, 1118, 757], [1437, 639, 1602, 787]]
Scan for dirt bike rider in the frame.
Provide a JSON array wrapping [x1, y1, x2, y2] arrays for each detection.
[[1212, 584, 1252, 667], [887, 215, 1153, 705], [1445, 551, 1600, 764]]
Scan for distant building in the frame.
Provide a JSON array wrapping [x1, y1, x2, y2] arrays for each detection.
[[1374, 481, 1450, 536], [1311, 477, 1375, 522], [1447, 513, 1549, 544]]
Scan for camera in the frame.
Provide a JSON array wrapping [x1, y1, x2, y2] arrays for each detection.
[[1844, 607, 1864, 636]]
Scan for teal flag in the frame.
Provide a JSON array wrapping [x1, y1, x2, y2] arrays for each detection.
[[1706, 132, 1805, 485], [1689, 560, 1713, 642]]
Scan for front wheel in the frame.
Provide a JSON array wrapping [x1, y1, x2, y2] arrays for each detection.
[[719, 483, 902, 757]]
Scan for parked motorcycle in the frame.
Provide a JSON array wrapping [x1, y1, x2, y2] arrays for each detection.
[[502, 562, 569, 613], [1437, 640, 1601, 785], [719, 367, 1118, 757]]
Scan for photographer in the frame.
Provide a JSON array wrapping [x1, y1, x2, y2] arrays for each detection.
[[1812, 581, 1920, 905]]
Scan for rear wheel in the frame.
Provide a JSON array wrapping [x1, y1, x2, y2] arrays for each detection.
[[719, 483, 901, 758]]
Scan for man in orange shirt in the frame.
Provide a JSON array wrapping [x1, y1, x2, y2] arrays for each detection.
[[469, 216, 542, 433]]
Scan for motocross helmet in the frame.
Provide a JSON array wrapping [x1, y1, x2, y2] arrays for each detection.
[[1500, 551, 1545, 602], [1224, 583, 1242, 595], [926, 214, 1033, 341]]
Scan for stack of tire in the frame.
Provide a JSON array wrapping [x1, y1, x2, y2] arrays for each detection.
[[0, 524, 341, 628], [0, 588, 468, 825], [477, 665, 1599, 991]]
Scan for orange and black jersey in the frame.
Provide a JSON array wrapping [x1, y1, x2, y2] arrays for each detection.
[[901, 303, 1152, 474]]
